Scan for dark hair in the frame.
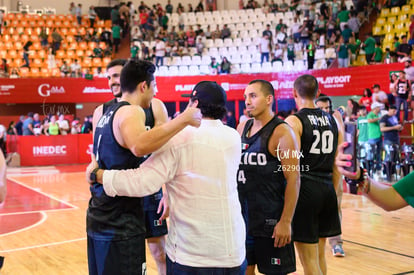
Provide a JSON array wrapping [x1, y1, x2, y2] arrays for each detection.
[[358, 105, 366, 111], [106, 58, 127, 71], [363, 88, 372, 97], [196, 101, 227, 120], [389, 105, 397, 110], [294, 74, 319, 99], [120, 59, 156, 94], [248, 79, 275, 97]]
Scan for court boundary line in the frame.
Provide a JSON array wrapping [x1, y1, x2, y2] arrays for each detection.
[[0, 211, 47, 237], [6, 177, 79, 210], [0, 237, 87, 254], [344, 239, 414, 259]]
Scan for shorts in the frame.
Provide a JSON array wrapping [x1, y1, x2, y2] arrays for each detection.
[[87, 234, 146, 275], [246, 236, 296, 275], [292, 180, 341, 243], [144, 188, 168, 238], [166, 255, 247, 275]]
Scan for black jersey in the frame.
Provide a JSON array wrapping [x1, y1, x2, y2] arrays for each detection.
[[294, 108, 338, 184], [237, 116, 287, 237], [87, 101, 146, 241]]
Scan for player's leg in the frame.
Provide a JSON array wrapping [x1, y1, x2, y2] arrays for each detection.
[[147, 236, 167, 275], [318, 238, 327, 275], [294, 242, 321, 275]]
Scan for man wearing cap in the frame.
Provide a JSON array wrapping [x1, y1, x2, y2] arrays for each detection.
[[87, 81, 247, 274], [367, 102, 383, 177]]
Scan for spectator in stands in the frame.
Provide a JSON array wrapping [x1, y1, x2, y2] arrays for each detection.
[[299, 17, 311, 47], [347, 11, 361, 39], [357, 105, 369, 148], [46, 115, 60, 136], [92, 44, 104, 58], [154, 37, 166, 67], [9, 68, 20, 79], [380, 105, 403, 146], [22, 112, 34, 136], [307, 40, 316, 69], [320, 0, 330, 18], [394, 71, 411, 123], [178, 8, 185, 30], [39, 27, 49, 49], [409, 15, 414, 46], [259, 33, 271, 64], [389, 72, 399, 97], [76, 4, 82, 25], [51, 28, 63, 54], [315, 14, 327, 35], [337, 36, 350, 68], [397, 35, 412, 62], [220, 24, 231, 39], [187, 26, 196, 47], [209, 57, 220, 75], [372, 84, 389, 107], [362, 33, 376, 65], [47, 47, 56, 70], [225, 110, 236, 128], [359, 88, 372, 112], [187, 3, 193, 12], [70, 59, 82, 77], [7, 121, 16, 136], [337, 5, 350, 31], [372, 42, 383, 64], [81, 116, 93, 134], [165, 0, 173, 14], [278, 0, 289, 12], [176, 2, 184, 12], [22, 41, 32, 68], [195, 0, 204, 12], [57, 114, 70, 135], [287, 38, 295, 64], [345, 99, 359, 121], [276, 26, 287, 48], [341, 24, 353, 43], [272, 43, 284, 64], [367, 102, 384, 175], [140, 42, 150, 60], [14, 116, 24, 136], [69, 2, 76, 15], [205, 25, 212, 39], [60, 61, 70, 77], [348, 36, 360, 65], [119, 2, 130, 38], [112, 22, 122, 53], [33, 113, 42, 136], [404, 58, 414, 82], [196, 37, 205, 55], [0, 58, 9, 78], [88, 6, 97, 28], [130, 41, 139, 58], [262, 24, 273, 38], [220, 57, 231, 74], [111, 5, 120, 25]]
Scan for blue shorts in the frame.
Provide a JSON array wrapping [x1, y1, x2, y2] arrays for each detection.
[[144, 188, 168, 238], [166, 255, 247, 275], [87, 234, 146, 275]]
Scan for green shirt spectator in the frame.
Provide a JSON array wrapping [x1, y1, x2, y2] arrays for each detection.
[[357, 115, 368, 142], [367, 111, 381, 139], [373, 46, 383, 62], [337, 10, 350, 23], [363, 36, 376, 55], [112, 25, 121, 39], [131, 45, 139, 58], [338, 44, 349, 58]]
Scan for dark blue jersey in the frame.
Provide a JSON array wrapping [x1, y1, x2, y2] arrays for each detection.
[[294, 108, 338, 184], [87, 101, 146, 240], [238, 116, 287, 237]]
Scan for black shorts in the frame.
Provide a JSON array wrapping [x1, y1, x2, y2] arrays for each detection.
[[144, 188, 168, 238], [87, 234, 146, 275], [292, 180, 341, 243], [246, 235, 296, 275]]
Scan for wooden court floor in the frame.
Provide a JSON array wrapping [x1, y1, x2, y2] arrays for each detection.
[[0, 165, 413, 275]]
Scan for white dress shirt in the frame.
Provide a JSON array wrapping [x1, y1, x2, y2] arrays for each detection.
[[103, 119, 246, 268]]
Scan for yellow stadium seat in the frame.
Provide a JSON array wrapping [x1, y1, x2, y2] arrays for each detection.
[[30, 68, 40, 78], [401, 5, 412, 14], [376, 17, 386, 26], [387, 16, 397, 24], [40, 68, 51, 77], [372, 26, 383, 35], [399, 14, 408, 22], [19, 67, 30, 77], [380, 8, 390, 17], [383, 24, 393, 34], [390, 7, 401, 16]]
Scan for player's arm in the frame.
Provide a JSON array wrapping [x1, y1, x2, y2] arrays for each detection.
[[269, 123, 300, 248], [115, 104, 200, 157], [332, 116, 344, 192], [151, 98, 168, 126], [236, 119, 248, 136], [92, 104, 103, 139], [380, 121, 401, 132], [89, 143, 178, 197], [0, 151, 6, 203]]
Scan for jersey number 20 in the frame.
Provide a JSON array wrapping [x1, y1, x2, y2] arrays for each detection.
[[310, 130, 334, 154]]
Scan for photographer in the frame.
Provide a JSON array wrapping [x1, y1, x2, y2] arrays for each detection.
[[336, 142, 414, 211]]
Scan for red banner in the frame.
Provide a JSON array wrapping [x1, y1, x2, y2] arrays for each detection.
[[15, 134, 92, 166], [0, 63, 403, 103]]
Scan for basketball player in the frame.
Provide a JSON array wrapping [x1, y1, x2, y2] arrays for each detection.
[[285, 75, 343, 275], [315, 95, 346, 257], [87, 81, 246, 274], [86, 59, 201, 275], [237, 80, 300, 275], [92, 59, 169, 275]]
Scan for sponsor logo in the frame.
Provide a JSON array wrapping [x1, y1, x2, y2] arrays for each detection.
[[33, 145, 67, 156], [271, 80, 294, 90], [317, 75, 351, 88], [38, 84, 65, 97], [82, 87, 112, 93], [175, 84, 196, 92], [0, 85, 15, 91]]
